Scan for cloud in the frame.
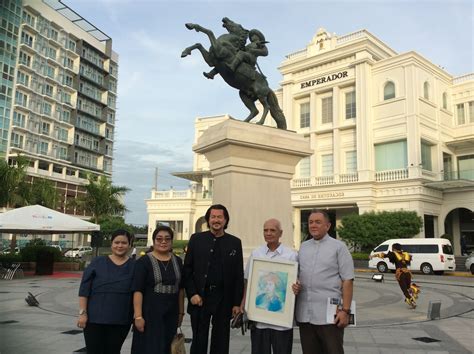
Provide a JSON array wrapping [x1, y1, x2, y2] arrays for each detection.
[[112, 139, 193, 224]]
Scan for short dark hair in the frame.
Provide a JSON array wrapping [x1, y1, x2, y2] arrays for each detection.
[[392, 243, 402, 251], [205, 204, 230, 229], [111, 229, 132, 244], [152, 225, 174, 242], [308, 209, 331, 223]]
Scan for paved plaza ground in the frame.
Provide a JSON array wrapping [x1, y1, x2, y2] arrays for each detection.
[[0, 270, 473, 354]]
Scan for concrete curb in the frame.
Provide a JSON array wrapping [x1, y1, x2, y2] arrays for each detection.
[[355, 268, 473, 277]]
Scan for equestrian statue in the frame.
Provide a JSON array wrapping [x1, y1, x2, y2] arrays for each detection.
[[181, 17, 287, 130]]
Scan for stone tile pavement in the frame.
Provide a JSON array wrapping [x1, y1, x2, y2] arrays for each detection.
[[0, 272, 473, 353]]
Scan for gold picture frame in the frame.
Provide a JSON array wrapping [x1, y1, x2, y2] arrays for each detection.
[[245, 257, 298, 328]]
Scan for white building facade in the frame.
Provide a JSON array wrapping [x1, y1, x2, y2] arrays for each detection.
[[146, 29, 474, 255]]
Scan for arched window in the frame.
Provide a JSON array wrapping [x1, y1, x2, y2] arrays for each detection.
[[423, 81, 430, 100], [384, 81, 395, 100], [442, 92, 448, 110]]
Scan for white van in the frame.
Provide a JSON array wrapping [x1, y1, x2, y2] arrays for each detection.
[[369, 238, 455, 275]]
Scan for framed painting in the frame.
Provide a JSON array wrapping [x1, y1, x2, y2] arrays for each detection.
[[244, 257, 298, 328]]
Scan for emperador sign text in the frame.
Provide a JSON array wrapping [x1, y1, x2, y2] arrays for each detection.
[[300, 71, 348, 89]]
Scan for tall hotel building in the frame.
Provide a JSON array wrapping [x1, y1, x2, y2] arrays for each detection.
[[146, 29, 474, 255], [0, 0, 118, 216]]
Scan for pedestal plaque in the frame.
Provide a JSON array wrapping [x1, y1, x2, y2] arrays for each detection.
[[193, 119, 312, 254]]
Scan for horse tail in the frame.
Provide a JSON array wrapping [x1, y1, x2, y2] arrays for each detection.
[[268, 91, 287, 130]]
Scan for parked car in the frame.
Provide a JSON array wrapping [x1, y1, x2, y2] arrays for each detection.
[[1, 247, 20, 255], [50, 245, 62, 252], [64, 246, 93, 258], [465, 253, 474, 275], [369, 238, 455, 275]]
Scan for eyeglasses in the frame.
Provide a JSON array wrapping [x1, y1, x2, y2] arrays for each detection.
[[155, 237, 172, 243]]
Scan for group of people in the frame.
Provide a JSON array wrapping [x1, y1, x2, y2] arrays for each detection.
[[77, 205, 356, 354]]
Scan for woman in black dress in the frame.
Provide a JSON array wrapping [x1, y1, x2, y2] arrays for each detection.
[[132, 225, 185, 353], [77, 229, 135, 354]]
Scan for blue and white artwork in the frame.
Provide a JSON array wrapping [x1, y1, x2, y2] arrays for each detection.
[[255, 271, 288, 313]]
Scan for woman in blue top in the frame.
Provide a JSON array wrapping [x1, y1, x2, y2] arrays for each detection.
[[77, 229, 135, 354]]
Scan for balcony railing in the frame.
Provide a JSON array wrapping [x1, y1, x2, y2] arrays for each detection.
[[292, 173, 358, 188], [151, 189, 212, 200], [444, 169, 474, 181], [375, 168, 409, 181]]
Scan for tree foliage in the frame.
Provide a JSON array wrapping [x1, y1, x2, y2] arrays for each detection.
[[337, 211, 423, 252], [0, 156, 29, 207], [74, 175, 130, 223], [0, 157, 59, 209], [99, 216, 132, 240]]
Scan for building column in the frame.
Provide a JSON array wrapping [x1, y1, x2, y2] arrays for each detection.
[[354, 56, 374, 182], [293, 208, 301, 250], [452, 209, 461, 256]]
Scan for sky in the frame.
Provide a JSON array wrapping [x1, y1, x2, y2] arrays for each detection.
[[64, 0, 474, 225]]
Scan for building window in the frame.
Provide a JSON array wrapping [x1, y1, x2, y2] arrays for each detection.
[[321, 154, 333, 176], [458, 155, 474, 180], [10, 132, 24, 148], [469, 101, 474, 123], [50, 28, 58, 42], [375, 140, 407, 171], [43, 84, 53, 97], [423, 81, 430, 100], [41, 122, 50, 135], [421, 141, 432, 171], [15, 91, 28, 107], [442, 92, 448, 110], [13, 112, 26, 127], [19, 52, 31, 67], [64, 75, 73, 87], [384, 81, 395, 100], [58, 128, 68, 142], [67, 39, 76, 52], [345, 91, 356, 119], [17, 71, 29, 86], [21, 32, 33, 47], [299, 157, 310, 177], [457, 104, 465, 125], [42, 102, 52, 116], [321, 97, 333, 124], [346, 151, 357, 173], [300, 102, 310, 128], [39, 141, 49, 155]]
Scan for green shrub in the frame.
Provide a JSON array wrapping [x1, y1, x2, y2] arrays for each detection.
[[0, 253, 22, 266], [20, 245, 62, 262], [172, 240, 188, 252], [351, 252, 370, 260], [337, 211, 423, 252]]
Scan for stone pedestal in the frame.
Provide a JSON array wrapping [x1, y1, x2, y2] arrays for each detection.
[[193, 119, 312, 255]]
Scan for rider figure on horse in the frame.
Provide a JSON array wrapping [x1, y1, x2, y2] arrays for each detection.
[[204, 28, 269, 81]]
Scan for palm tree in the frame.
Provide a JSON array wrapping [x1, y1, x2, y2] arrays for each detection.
[[75, 175, 130, 223], [0, 156, 29, 208], [28, 178, 60, 209]]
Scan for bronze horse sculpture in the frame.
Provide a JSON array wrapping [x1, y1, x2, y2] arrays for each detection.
[[181, 17, 287, 130]]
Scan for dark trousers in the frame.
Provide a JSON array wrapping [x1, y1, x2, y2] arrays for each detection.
[[190, 300, 231, 354], [251, 327, 293, 354], [397, 271, 412, 299], [83, 322, 130, 354], [299, 323, 344, 354]]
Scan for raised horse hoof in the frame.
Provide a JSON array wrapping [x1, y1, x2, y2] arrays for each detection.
[[203, 72, 214, 80], [181, 49, 191, 58], [185, 23, 195, 30]]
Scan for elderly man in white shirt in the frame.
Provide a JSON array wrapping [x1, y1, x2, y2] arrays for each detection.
[[292, 209, 354, 354], [241, 218, 298, 354]]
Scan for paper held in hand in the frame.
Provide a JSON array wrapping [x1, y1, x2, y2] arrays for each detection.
[[326, 298, 356, 326]]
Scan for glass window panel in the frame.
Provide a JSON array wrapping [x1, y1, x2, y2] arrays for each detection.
[[375, 140, 407, 171]]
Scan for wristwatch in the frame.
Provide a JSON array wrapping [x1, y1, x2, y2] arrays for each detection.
[[79, 309, 87, 316], [341, 308, 351, 315]]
